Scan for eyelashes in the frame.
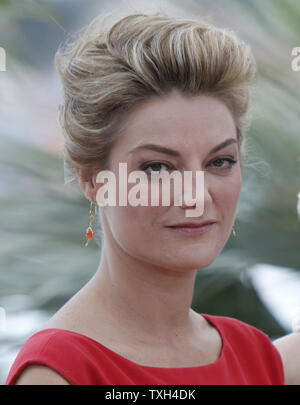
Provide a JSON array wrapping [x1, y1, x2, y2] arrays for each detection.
[[140, 158, 238, 175], [211, 158, 238, 169]]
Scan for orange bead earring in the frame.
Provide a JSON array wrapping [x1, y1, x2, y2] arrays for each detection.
[[85, 201, 97, 247]]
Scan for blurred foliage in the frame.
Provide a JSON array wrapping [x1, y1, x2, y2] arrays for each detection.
[[190, 0, 300, 338], [0, 0, 65, 68], [0, 0, 300, 352]]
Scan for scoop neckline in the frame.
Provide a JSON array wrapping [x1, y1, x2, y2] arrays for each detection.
[[36, 313, 227, 370]]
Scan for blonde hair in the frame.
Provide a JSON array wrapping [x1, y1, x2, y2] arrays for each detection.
[[56, 10, 256, 185]]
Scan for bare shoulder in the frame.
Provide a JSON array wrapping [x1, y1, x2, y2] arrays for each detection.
[[14, 286, 97, 386], [273, 332, 300, 385], [14, 365, 70, 385], [40, 283, 111, 348], [42, 284, 92, 331]]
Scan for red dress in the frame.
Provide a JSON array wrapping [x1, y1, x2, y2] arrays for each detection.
[[5, 313, 284, 385]]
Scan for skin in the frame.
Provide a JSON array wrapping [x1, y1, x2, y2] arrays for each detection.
[[273, 333, 300, 385], [16, 89, 299, 385], [80, 90, 242, 349], [15, 90, 242, 384]]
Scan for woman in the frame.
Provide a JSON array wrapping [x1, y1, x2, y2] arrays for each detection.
[[5, 11, 300, 385]]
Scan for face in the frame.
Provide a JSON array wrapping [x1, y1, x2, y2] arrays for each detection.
[[91, 89, 242, 271]]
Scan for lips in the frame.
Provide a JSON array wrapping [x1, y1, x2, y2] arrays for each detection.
[[166, 221, 216, 236], [167, 220, 216, 228]]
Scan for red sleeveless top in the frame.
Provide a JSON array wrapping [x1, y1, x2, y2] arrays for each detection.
[[5, 313, 284, 385]]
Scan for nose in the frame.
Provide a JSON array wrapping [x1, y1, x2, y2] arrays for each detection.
[[179, 170, 212, 217]]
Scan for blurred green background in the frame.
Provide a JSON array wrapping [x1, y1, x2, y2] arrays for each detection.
[[0, 0, 300, 384]]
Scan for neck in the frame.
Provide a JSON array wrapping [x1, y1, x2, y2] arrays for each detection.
[[89, 237, 199, 347]]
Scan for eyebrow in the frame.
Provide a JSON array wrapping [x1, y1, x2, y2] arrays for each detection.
[[128, 138, 238, 157]]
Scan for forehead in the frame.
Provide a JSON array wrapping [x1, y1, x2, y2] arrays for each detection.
[[116, 92, 237, 152]]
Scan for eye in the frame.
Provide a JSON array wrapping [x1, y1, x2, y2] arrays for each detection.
[[140, 161, 172, 175], [209, 158, 238, 170]]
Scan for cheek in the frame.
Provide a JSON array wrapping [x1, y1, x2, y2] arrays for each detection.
[[213, 172, 242, 218], [111, 174, 169, 227], [106, 204, 165, 243], [104, 204, 173, 265], [124, 205, 169, 236]]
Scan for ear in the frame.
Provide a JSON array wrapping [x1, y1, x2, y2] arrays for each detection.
[[75, 167, 97, 203]]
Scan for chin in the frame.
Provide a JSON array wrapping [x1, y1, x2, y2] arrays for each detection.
[[159, 254, 217, 272]]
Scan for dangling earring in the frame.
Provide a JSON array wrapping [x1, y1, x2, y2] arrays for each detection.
[[232, 224, 237, 238], [85, 201, 97, 247]]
